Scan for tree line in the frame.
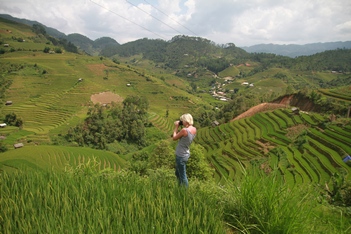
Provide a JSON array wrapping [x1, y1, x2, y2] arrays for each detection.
[[98, 36, 351, 75], [66, 95, 149, 149]]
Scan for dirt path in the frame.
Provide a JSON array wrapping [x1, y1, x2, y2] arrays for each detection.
[[231, 103, 287, 121]]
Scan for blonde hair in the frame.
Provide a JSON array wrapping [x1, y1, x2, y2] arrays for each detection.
[[180, 113, 193, 125]]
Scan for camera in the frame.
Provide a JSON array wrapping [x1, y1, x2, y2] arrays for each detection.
[[178, 120, 183, 126]]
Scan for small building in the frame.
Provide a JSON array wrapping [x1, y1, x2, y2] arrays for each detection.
[[0, 136, 6, 140], [291, 107, 300, 115], [5, 101, 12, 105], [242, 82, 249, 85], [212, 120, 220, 127], [0, 123, 7, 128], [4, 44, 9, 47], [126, 83, 131, 87], [78, 78, 83, 82], [14, 143, 24, 149]]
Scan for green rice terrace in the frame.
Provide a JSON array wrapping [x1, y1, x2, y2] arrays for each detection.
[[194, 108, 351, 185]]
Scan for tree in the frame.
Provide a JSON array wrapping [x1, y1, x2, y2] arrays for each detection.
[[122, 95, 149, 144], [32, 24, 46, 35], [187, 144, 213, 180], [0, 142, 7, 152], [148, 140, 174, 170], [4, 112, 23, 128], [43, 47, 50, 53], [190, 82, 197, 92], [55, 48, 62, 54]]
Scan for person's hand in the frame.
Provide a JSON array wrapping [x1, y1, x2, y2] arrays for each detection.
[[174, 120, 180, 126]]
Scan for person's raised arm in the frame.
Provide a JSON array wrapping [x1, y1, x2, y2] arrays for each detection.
[[172, 121, 186, 140]]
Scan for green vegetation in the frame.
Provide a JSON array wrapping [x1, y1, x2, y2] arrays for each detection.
[[0, 145, 126, 172], [66, 96, 149, 149], [2, 165, 350, 233], [1, 16, 351, 233]]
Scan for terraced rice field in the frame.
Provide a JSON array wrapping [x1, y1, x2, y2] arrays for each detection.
[[194, 108, 351, 185], [0, 145, 126, 172]]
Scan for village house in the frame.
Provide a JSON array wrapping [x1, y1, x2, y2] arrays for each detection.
[[14, 143, 24, 149], [5, 101, 12, 105], [291, 107, 300, 115], [212, 120, 220, 127], [0, 123, 7, 128]]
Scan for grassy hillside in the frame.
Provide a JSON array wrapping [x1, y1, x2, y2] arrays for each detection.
[[1, 17, 351, 188], [0, 18, 213, 170], [1, 15, 351, 233], [0, 145, 126, 172]]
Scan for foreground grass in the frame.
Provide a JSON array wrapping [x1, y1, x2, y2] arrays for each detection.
[[0, 169, 225, 233], [1, 167, 350, 233]]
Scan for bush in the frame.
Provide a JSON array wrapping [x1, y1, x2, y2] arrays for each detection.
[[0, 142, 7, 152], [54, 48, 62, 53], [43, 47, 50, 53]]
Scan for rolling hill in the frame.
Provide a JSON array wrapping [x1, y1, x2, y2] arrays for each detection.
[[0, 15, 351, 189], [241, 41, 351, 57]]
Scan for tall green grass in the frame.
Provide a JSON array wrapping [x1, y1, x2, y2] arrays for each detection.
[[1, 165, 350, 233], [221, 167, 351, 234], [0, 169, 226, 233]]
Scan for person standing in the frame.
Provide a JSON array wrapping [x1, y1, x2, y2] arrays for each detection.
[[172, 113, 196, 187]]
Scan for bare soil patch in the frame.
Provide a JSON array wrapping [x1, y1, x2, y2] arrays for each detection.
[[286, 124, 308, 140], [86, 64, 108, 77], [90, 92, 124, 105], [256, 140, 275, 154], [232, 103, 287, 121]]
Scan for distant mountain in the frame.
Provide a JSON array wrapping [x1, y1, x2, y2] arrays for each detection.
[[2, 13, 350, 60], [0, 14, 66, 39], [66, 34, 119, 55], [0, 14, 119, 55], [241, 41, 351, 57]]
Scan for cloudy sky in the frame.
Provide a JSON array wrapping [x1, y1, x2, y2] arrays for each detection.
[[1, 0, 350, 46]]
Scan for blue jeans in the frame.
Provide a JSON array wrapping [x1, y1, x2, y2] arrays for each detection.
[[175, 156, 189, 187]]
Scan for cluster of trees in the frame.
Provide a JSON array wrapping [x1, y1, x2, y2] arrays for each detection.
[[32, 24, 78, 53], [66, 95, 149, 149], [43, 47, 62, 54], [4, 112, 23, 128], [198, 57, 229, 74]]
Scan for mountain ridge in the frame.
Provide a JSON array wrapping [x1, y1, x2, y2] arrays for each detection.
[[1, 14, 350, 58], [240, 41, 351, 57]]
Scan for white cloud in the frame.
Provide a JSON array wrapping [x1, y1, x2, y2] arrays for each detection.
[[0, 0, 350, 46], [336, 21, 351, 33]]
